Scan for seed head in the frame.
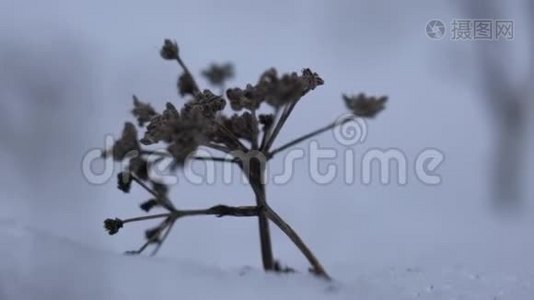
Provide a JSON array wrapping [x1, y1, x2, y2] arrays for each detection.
[[112, 122, 139, 161], [104, 218, 123, 235], [151, 181, 168, 198], [258, 113, 274, 130], [183, 89, 226, 119], [131, 95, 157, 126], [145, 226, 161, 242], [139, 199, 158, 212], [141, 103, 180, 145], [343, 94, 387, 118], [160, 39, 179, 60], [178, 73, 196, 97], [228, 112, 259, 143], [117, 172, 133, 193], [128, 157, 148, 181], [202, 63, 234, 86]]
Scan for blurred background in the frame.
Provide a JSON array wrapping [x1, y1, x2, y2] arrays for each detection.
[[1, 0, 533, 280]]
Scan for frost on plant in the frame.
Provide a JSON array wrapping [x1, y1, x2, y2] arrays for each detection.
[[101, 39, 387, 280]]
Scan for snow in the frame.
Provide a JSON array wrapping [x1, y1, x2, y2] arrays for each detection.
[[2, 220, 533, 300]]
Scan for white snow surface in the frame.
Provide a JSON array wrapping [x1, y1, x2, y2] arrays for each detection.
[[1, 220, 533, 300]]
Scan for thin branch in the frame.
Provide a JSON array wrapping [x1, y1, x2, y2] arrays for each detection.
[[121, 205, 259, 226], [262, 100, 298, 152], [126, 204, 259, 256], [141, 150, 236, 163], [122, 213, 172, 224], [151, 218, 176, 256], [176, 56, 200, 95], [259, 108, 281, 151], [123, 205, 259, 256], [131, 175, 176, 212], [204, 142, 232, 154], [251, 109, 259, 150], [192, 156, 238, 163], [268, 117, 351, 159], [216, 122, 249, 152], [167, 205, 259, 218], [140, 150, 170, 157], [126, 239, 152, 255], [125, 217, 170, 255], [265, 206, 330, 280]]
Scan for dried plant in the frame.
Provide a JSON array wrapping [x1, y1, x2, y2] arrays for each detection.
[[102, 39, 387, 280]]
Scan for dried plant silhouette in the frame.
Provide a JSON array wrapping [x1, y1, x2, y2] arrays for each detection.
[[102, 39, 387, 280]]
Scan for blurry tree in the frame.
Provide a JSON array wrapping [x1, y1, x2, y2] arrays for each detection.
[[462, 0, 533, 209]]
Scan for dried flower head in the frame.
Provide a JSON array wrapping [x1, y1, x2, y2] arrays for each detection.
[[141, 102, 180, 145], [140, 199, 158, 212], [160, 39, 179, 60], [178, 73, 196, 97], [128, 157, 149, 181], [151, 181, 168, 198], [343, 94, 387, 118], [227, 68, 324, 110], [112, 122, 140, 161], [104, 218, 123, 235], [145, 226, 162, 242], [219, 112, 259, 143], [183, 89, 226, 119], [166, 134, 199, 166], [117, 172, 133, 193], [202, 63, 234, 86], [258, 113, 274, 130], [132, 95, 157, 126]]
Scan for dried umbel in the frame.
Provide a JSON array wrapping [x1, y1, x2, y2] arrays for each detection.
[[343, 93, 387, 118], [202, 63, 234, 87], [112, 122, 139, 160], [101, 39, 387, 280], [160, 39, 179, 60], [132, 96, 157, 126]]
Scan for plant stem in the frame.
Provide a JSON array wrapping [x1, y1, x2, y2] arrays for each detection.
[[251, 109, 259, 150], [205, 142, 237, 155], [176, 56, 200, 94], [268, 118, 351, 159], [131, 175, 176, 212], [265, 206, 331, 280], [248, 159, 275, 271], [141, 150, 236, 163], [123, 205, 259, 225], [123, 213, 172, 224], [259, 108, 281, 150], [123, 205, 259, 255], [216, 122, 248, 152], [192, 156, 238, 163], [263, 100, 298, 152], [151, 218, 176, 256]]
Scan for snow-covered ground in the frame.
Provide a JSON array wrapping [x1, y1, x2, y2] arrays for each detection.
[[2, 220, 533, 300]]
